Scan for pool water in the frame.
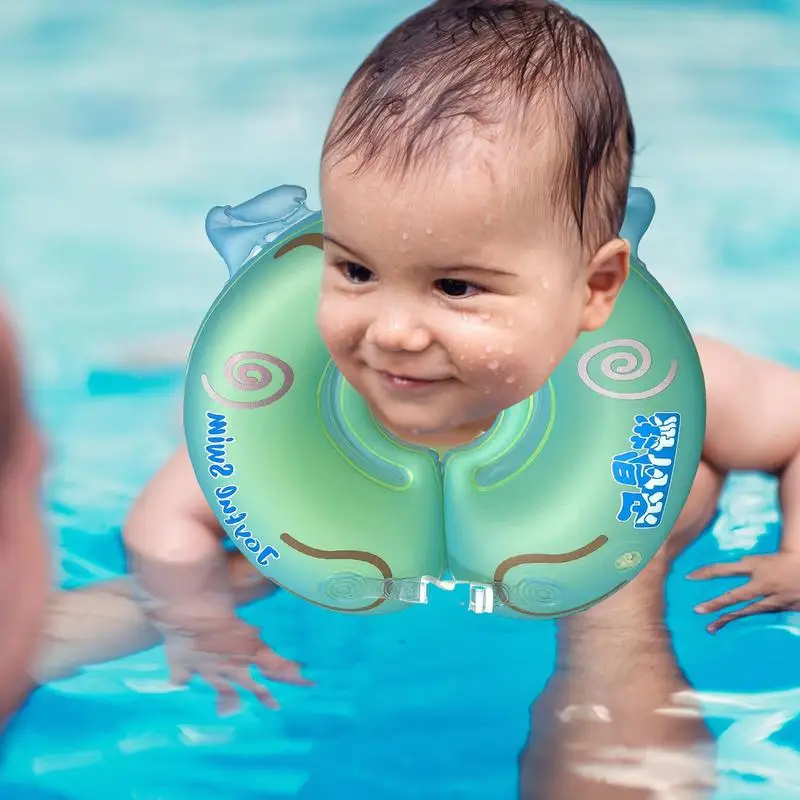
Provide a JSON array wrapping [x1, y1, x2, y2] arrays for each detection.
[[1, 0, 799, 797]]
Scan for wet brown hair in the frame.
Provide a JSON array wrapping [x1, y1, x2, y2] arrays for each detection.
[[323, 0, 635, 251]]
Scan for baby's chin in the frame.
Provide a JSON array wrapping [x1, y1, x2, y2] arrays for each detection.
[[372, 410, 440, 440], [358, 376, 540, 448], [370, 405, 491, 449]]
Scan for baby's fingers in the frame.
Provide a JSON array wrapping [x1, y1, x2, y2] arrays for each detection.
[[225, 667, 280, 710], [255, 648, 315, 686], [695, 582, 762, 615], [168, 662, 192, 686], [688, 559, 754, 581], [200, 670, 242, 716], [707, 596, 783, 633]]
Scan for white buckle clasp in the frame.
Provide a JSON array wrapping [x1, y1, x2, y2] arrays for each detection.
[[468, 583, 495, 614], [402, 576, 495, 614], [417, 575, 457, 603]]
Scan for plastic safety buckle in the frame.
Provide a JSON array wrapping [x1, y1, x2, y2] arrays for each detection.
[[393, 576, 495, 614], [468, 582, 495, 614]]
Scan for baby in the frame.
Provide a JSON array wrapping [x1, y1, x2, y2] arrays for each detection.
[[37, 0, 800, 737]]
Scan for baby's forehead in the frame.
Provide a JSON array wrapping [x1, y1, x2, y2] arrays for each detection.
[[322, 105, 578, 254], [326, 115, 561, 204], [323, 157, 576, 272]]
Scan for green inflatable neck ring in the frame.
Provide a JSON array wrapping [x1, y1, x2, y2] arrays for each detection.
[[184, 186, 706, 619]]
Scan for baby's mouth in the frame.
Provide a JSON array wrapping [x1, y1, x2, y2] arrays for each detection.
[[377, 370, 450, 390]]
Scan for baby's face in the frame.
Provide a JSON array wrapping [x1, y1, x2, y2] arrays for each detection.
[[318, 141, 616, 447]]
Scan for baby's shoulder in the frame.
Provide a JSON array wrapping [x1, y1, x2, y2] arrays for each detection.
[[692, 333, 800, 472], [693, 333, 798, 393]]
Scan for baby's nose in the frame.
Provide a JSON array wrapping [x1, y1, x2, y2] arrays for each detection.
[[366, 303, 431, 352]]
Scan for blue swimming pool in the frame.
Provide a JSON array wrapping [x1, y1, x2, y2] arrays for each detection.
[[1, 0, 799, 797]]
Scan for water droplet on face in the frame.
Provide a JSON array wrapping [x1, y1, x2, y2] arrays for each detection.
[[501, 344, 513, 355], [488, 359, 500, 370], [401, 232, 409, 240], [425, 227, 433, 235], [541, 277, 550, 290], [479, 310, 492, 321], [485, 344, 495, 353], [505, 375, 516, 384]]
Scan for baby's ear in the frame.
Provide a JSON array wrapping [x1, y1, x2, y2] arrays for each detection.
[[579, 238, 630, 332]]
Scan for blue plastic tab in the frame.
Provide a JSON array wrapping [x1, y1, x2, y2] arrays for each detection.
[[205, 184, 315, 278]]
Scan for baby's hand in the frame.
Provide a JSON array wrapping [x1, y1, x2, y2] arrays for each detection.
[[157, 610, 313, 714], [689, 553, 800, 632]]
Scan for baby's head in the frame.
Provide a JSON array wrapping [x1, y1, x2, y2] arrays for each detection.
[[318, 0, 634, 448]]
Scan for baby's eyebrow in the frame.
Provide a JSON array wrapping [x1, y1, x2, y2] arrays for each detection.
[[323, 233, 515, 278], [437, 263, 517, 277]]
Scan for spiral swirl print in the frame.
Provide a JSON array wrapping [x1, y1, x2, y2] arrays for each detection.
[[506, 578, 563, 608], [576, 339, 677, 400], [201, 351, 294, 409], [321, 572, 372, 601]]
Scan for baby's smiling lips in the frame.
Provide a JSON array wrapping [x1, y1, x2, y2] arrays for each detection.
[[375, 368, 451, 391]]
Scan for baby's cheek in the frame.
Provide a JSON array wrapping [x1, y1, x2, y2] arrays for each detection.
[[456, 345, 514, 389], [487, 345, 554, 397], [317, 296, 346, 344]]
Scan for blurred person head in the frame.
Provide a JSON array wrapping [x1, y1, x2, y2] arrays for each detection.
[[0, 307, 50, 729]]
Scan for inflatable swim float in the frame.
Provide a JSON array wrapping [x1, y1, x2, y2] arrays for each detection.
[[183, 185, 705, 618]]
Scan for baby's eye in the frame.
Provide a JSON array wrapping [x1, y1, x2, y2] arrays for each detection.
[[339, 260, 375, 284], [435, 278, 483, 298]]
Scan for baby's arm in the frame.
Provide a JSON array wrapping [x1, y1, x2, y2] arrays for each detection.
[[123, 446, 311, 710], [689, 335, 800, 628], [697, 334, 800, 542], [123, 446, 235, 623]]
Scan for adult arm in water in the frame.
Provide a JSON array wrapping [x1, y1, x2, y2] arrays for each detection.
[[32, 549, 277, 685]]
